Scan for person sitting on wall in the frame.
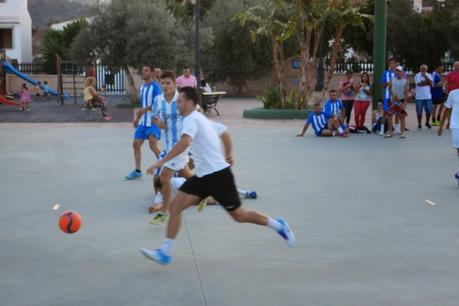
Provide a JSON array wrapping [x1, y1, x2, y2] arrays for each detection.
[[83, 77, 112, 121]]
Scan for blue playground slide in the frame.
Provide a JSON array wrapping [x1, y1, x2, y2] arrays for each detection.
[[2, 61, 60, 97]]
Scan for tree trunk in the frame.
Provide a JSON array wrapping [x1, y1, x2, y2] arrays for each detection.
[[124, 65, 137, 99], [321, 24, 344, 99], [295, 24, 310, 109], [296, 25, 322, 108], [271, 34, 287, 108], [303, 29, 322, 105]]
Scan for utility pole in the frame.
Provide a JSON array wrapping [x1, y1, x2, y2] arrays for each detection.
[[192, 0, 201, 84], [372, 0, 388, 109]]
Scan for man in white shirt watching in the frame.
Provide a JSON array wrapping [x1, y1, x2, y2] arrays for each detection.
[[415, 64, 433, 129]]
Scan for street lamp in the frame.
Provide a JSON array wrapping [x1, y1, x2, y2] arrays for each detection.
[[189, 0, 201, 84], [372, 0, 388, 109]]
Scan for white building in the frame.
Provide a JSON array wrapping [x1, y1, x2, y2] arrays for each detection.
[[0, 0, 32, 62]]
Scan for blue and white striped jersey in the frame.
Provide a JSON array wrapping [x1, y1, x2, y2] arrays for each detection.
[[139, 81, 162, 127], [323, 99, 344, 117], [381, 70, 396, 100], [153, 91, 182, 151], [306, 112, 329, 135]]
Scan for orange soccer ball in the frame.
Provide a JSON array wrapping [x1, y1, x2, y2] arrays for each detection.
[[59, 211, 82, 234]]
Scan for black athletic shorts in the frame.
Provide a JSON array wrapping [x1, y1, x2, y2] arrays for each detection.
[[432, 98, 444, 105], [179, 167, 241, 212]]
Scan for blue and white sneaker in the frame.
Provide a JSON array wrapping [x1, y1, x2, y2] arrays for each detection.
[[455, 172, 459, 186], [276, 218, 296, 247], [125, 170, 142, 180], [248, 191, 258, 199], [140, 248, 171, 265]]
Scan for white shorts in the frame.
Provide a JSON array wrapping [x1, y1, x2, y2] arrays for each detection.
[[162, 151, 189, 172], [452, 129, 459, 149]]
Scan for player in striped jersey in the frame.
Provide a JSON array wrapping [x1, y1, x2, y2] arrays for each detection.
[[149, 70, 193, 225], [125, 65, 162, 180], [322, 90, 348, 136], [297, 103, 346, 137], [381, 59, 402, 134], [381, 58, 397, 112]]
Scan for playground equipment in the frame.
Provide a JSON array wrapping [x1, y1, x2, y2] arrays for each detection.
[[2, 61, 60, 96], [0, 49, 67, 106], [0, 94, 20, 106]]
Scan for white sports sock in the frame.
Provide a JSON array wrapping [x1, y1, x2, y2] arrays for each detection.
[[380, 124, 385, 134], [237, 188, 248, 197], [160, 239, 174, 255], [267, 218, 282, 231], [337, 127, 344, 134], [395, 123, 400, 134]]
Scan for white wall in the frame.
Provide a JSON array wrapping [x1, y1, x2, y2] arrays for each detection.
[[0, 0, 32, 62]]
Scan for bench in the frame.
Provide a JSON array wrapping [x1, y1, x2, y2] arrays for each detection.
[[201, 91, 226, 116]]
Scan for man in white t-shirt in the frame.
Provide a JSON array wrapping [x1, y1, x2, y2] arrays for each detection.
[[438, 88, 459, 186], [415, 64, 433, 129], [140, 87, 295, 266]]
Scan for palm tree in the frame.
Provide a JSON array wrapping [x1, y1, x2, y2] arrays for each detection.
[[284, 0, 370, 105], [322, 0, 370, 96], [236, 0, 294, 108]]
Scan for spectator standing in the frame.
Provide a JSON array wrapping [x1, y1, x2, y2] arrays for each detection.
[[176, 66, 198, 89], [381, 58, 397, 112], [431, 65, 445, 126], [338, 70, 356, 126], [154, 68, 162, 83], [445, 61, 459, 94], [385, 66, 409, 138], [354, 72, 372, 131], [414, 65, 433, 129], [444, 61, 459, 129]]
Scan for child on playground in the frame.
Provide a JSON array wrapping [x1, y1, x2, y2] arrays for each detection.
[[42, 81, 50, 97], [372, 101, 385, 135], [19, 84, 31, 112]]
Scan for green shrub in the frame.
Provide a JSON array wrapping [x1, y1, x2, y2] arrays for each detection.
[[257, 87, 281, 109]]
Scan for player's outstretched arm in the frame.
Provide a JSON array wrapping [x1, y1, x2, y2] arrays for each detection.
[[297, 124, 309, 137], [220, 131, 234, 165], [147, 135, 192, 174]]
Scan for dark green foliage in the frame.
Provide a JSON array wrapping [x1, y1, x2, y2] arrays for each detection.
[[41, 19, 87, 73]]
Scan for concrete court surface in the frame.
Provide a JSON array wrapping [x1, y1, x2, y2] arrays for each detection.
[[1, 119, 459, 306]]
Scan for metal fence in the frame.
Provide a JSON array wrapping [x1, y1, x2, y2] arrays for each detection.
[[12, 62, 126, 94], [95, 65, 125, 94], [325, 58, 456, 74], [14, 62, 50, 74]]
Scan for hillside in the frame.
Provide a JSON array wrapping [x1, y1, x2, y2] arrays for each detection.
[[29, 0, 91, 27]]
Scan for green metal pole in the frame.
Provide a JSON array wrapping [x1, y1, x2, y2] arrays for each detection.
[[372, 0, 387, 109]]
